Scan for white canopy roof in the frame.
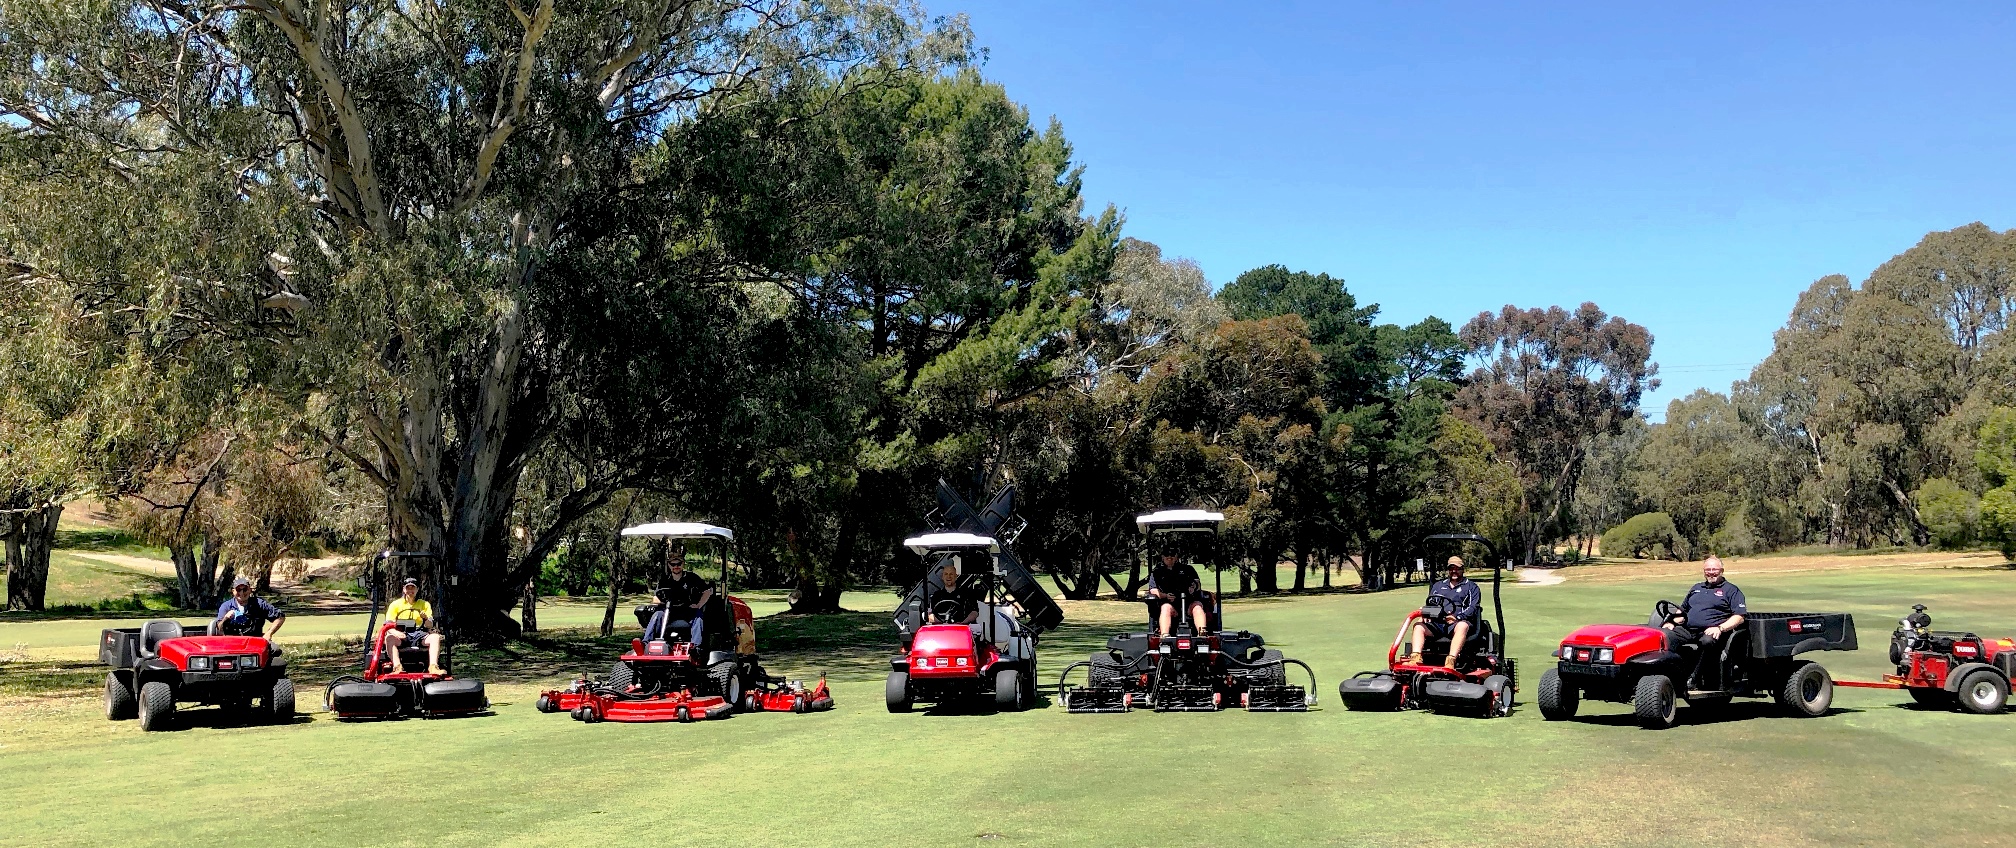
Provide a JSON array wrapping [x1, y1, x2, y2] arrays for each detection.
[[1135, 509, 1225, 534], [621, 522, 734, 542], [903, 532, 1000, 555]]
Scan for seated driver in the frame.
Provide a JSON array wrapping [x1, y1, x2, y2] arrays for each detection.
[[382, 577, 445, 675], [929, 559, 982, 626], [644, 544, 714, 645], [214, 577, 286, 638], [1663, 556, 1747, 684], [1403, 557, 1479, 669], [1147, 549, 1210, 636]]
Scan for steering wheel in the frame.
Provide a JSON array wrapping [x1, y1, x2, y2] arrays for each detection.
[[653, 587, 678, 605], [931, 599, 965, 624], [1654, 599, 1682, 625]]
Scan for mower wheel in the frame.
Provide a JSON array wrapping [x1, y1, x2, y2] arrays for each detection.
[[995, 669, 1027, 712], [1483, 674, 1512, 717], [793, 695, 808, 714], [266, 679, 296, 724], [536, 695, 556, 713], [1633, 674, 1678, 729], [675, 706, 693, 723], [1776, 661, 1833, 718], [743, 692, 763, 713], [105, 671, 138, 721], [885, 672, 912, 713], [571, 706, 587, 721], [1536, 668, 1577, 721], [1955, 669, 2009, 715], [138, 680, 175, 732], [606, 661, 633, 692], [1908, 687, 1956, 709], [707, 660, 741, 705]]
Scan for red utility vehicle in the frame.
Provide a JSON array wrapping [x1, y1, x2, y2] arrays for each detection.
[[537, 522, 831, 722], [886, 532, 1042, 712], [101, 619, 293, 731], [1835, 605, 2012, 714], [1538, 600, 1857, 729], [1338, 534, 1515, 717], [324, 551, 488, 719]]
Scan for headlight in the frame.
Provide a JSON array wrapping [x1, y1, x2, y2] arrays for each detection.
[[241, 654, 260, 668], [1595, 648, 1614, 664], [1557, 644, 1573, 659], [189, 656, 211, 670]]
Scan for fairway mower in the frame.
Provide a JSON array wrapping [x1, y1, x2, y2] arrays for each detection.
[[1056, 509, 1317, 713], [324, 551, 488, 720], [1833, 604, 2013, 714], [887, 482, 1062, 713], [537, 522, 832, 723], [101, 618, 293, 731], [1538, 601, 1857, 729], [1338, 533, 1516, 717]]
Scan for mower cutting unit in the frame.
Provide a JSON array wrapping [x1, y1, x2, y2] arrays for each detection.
[[1539, 601, 1857, 729], [1339, 534, 1516, 717], [326, 551, 488, 720], [101, 619, 293, 731], [1834, 605, 2012, 714], [887, 482, 1061, 714], [537, 522, 828, 723], [1057, 510, 1317, 714]]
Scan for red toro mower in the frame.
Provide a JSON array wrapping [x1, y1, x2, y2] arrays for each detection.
[[1835, 604, 2012, 714], [101, 619, 293, 731], [537, 522, 832, 723], [885, 532, 1042, 712], [325, 551, 488, 720], [1056, 510, 1317, 714], [1338, 534, 1516, 717], [1538, 602, 1857, 729]]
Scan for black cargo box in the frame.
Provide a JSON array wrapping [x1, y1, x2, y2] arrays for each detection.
[[1745, 612, 1857, 658], [100, 624, 207, 668]]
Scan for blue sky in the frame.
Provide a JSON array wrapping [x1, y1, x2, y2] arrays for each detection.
[[951, 1, 2016, 419]]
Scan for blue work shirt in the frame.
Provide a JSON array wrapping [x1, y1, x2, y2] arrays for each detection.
[[1681, 580, 1746, 629], [215, 596, 282, 634], [1426, 578, 1481, 624]]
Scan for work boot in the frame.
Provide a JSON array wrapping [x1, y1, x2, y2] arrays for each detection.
[[428, 665, 445, 676], [1400, 653, 1423, 665]]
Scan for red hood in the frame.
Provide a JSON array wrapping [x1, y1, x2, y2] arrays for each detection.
[[1560, 624, 1665, 661]]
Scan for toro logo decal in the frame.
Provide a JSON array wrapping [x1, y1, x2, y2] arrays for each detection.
[[1789, 620, 1803, 633]]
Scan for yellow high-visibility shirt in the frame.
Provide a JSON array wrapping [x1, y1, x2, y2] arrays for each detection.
[[387, 598, 433, 628]]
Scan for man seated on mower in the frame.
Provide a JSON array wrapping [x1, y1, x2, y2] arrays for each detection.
[[214, 577, 286, 638], [1402, 557, 1479, 669], [382, 577, 445, 675], [1661, 555, 1747, 686], [644, 545, 714, 646], [929, 559, 983, 627], [1147, 550, 1210, 637]]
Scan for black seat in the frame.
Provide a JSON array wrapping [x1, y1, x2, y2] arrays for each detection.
[[1422, 619, 1492, 663], [1142, 598, 1221, 633], [140, 620, 185, 657]]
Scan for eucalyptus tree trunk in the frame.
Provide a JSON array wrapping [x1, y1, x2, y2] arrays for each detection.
[[168, 537, 225, 610], [4, 503, 62, 611]]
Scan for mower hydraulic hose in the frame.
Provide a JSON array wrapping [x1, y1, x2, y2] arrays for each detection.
[[1055, 660, 1092, 700], [324, 675, 367, 710]]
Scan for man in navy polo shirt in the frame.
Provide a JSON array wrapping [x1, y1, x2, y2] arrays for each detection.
[[1663, 556, 1746, 686], [214, 577, 286, 637], [1402, 557, 1481, 669]]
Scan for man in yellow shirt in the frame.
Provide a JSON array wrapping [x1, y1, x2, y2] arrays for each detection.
[[383, 578, 445, 675]]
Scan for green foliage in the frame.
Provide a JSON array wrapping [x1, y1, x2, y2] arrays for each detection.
[[1913, 478, 1979, 549], [1601, 512, 1680, 560]]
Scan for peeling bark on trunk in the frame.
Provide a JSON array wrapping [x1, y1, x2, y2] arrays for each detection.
[[169, 537, 226, 609], [4, 503, 61, 611], [520, 579, 538, 633]]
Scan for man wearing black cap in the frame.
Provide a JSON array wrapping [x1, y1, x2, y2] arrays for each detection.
[[645, 544, 715, 646], [214, 576, 286, 638], [383, 577, 444, 675]]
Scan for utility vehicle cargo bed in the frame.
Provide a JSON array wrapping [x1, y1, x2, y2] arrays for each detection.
[[1745, 612, 1857, 657]]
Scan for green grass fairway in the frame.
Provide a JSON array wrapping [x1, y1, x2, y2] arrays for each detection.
[[5, 564, 2015, 847]]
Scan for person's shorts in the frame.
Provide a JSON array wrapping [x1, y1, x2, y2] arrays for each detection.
[[1423, 618, 1473, 639]]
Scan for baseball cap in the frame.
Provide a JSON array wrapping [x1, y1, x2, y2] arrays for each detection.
[[402, 577, 418, 586], [232, 576, 252, 588]]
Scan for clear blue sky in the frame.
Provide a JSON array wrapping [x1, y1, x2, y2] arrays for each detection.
[[950, 1, 2016, 419]]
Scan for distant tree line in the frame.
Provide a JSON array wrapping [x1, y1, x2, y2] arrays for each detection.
[[0, 0, 1656, 625]]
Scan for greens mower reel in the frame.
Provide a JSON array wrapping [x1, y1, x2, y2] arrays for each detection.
[[1338, 533, 1515, 717], [537, 522, 831, 723], [1057, 509, 1317, 713], [325, 551, 488, 720]]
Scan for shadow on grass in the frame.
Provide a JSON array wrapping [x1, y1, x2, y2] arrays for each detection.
[[1570, 702, 1865, 728]]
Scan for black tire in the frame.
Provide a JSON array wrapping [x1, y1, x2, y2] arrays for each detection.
[[1775, 660, 1832, 717], [994, 669, 1026, 711], [1955, 669, 2010, 715], [105, 671, 138, 721], [1251, 650, 1288, 688], [1908, 687, 1956, 709], [1633, 674, 1678, 729], [536, 694, 557, 713], [605, 661, 634, 692], [675, 706, 693, 723], [1088, 657, 1126, 687], [885, 671, 912, 713], [1536, 668, 1578, 721], [265, 678, 296, 724], [706, 660, 740, 703], [138, 680, 175, 732], [1482, 674, 1512, 717]]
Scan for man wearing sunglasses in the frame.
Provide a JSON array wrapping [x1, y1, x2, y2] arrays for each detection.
[[214, 577, 286, 638]]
